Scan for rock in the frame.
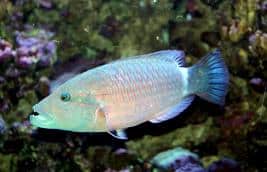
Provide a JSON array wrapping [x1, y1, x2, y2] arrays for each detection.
[[207, 158, 241, 172], [150, 147, 206, 172], [127, 118, 219, 159]]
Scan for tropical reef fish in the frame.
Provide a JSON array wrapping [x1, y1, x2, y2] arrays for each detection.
[[30, 49, 229, 139]]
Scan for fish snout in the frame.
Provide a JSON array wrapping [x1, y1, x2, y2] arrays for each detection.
[[29, 105, 56, 129]]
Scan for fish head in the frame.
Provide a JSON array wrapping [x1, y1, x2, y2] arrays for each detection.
[[30, 79, 104, 132]]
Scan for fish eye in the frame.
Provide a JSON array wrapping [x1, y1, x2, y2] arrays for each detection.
[[60, 92, 71, 102]]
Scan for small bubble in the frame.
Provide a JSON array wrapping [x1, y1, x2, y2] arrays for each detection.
[[156, 36, 160, 40], [84, 28, 89, 32], [186, 14, 192, 21], [139, 1, 145, 7]]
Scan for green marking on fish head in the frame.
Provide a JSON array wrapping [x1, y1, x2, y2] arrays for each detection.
[[30, 78, 104, 132]]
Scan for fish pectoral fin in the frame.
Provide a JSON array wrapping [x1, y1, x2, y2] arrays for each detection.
[[149, 96, 195, 123], [95, 106, 106, 124], [96, 106, 128, 140], [107, 129, 128, 140]]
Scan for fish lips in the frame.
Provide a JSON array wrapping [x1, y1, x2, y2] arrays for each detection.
[[29, 105, 56, 129]]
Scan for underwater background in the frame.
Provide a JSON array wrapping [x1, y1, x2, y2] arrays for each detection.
[[0, 0, 266, 171]]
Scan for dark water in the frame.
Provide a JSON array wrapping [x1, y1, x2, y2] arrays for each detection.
[[0, 0, 266, 171]]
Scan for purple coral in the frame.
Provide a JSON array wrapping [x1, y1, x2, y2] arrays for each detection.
[[15, 30, 57, 68], [173, 156, 207, 172], [249, 77, 266, 93], [250, 77, 264, 85], [15, 47, 38, 68], [37, 41, 56, 66], [248, 30, 267, 55], [38, 0, 53, 9]]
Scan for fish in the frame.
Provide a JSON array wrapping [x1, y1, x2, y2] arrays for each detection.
[[29, 49, 229, 139]]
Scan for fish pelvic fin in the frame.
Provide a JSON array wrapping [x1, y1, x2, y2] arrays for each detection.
[[96, 106, 128, 140], [108, 129, 128, 140], [188, 49, 229, 105]]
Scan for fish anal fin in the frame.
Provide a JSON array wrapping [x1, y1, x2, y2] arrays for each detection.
[[149, 96, 195, 123], [95, 106, 106, 123]]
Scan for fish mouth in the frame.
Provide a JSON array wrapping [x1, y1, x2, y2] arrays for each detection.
[[29, 105, 56, 129]]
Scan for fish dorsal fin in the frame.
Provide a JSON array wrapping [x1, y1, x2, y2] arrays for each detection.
[[95, 106, 128, 140], [147, 50, 185, 66], [149, 96, 195, 123], [124, 50, 185, 67]]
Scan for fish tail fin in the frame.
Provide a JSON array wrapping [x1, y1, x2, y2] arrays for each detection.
[[188, 49, 229, 105]]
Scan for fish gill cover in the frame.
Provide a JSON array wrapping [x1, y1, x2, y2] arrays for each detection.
[[0, 0, 266, 172]]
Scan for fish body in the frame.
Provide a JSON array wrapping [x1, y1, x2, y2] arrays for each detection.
[[92, 57, 186, 129], [30, 50, 229, 138]]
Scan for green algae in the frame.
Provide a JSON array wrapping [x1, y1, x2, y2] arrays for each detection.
[[127, 118, 219, 159], [0, 154, 17, 172]]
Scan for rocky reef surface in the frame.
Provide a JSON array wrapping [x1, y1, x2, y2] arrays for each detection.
[[0, 0, 266, 171]]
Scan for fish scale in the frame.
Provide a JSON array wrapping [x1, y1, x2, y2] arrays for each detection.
[[93, 59, 183, 128]]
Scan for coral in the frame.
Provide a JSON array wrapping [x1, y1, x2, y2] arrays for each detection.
[[249, 30, 267, 56], [37, 0, 53, 9], [220, 0, 258, 43], [150, 147, 205, 171], [0, 34, 56, 127], [15, 29, 57, 68]]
